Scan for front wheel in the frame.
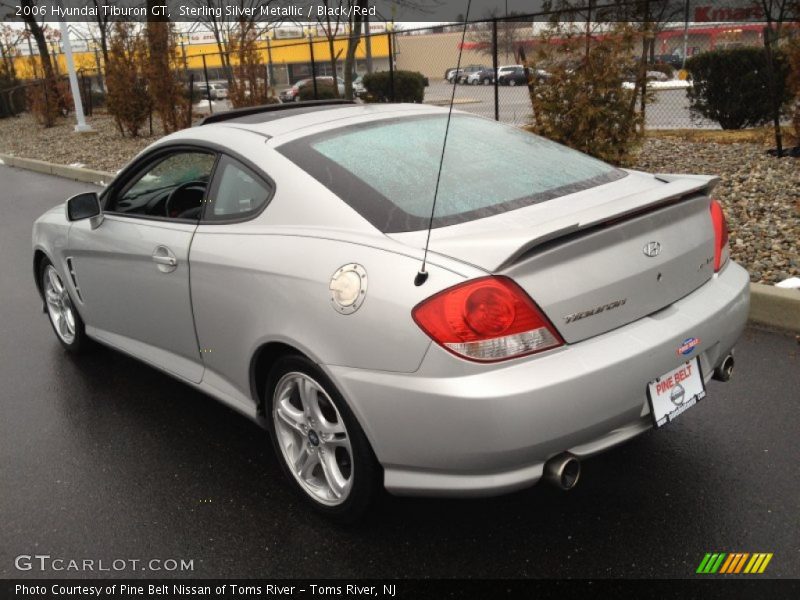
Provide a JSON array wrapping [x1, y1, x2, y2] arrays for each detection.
[[509, 79, 517, 87], [40, 259, 89, 352], [266, 355, 380, 522]]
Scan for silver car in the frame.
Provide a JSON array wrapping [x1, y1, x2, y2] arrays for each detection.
[[32, 102, 749, 520]]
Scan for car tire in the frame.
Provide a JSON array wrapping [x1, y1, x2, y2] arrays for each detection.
[[39, 258, 89, 353], [265, 355, 381, 522], [483, 78, 491, 85], [509, 79, 517, 87]]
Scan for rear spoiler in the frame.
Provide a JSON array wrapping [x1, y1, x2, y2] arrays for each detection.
[[427, 174, 720, 272]]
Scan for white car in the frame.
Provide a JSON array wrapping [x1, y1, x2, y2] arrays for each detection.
[[32, 101, 749, 521], [196, 82, 228, 100]]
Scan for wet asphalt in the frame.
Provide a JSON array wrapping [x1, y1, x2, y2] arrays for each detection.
[[1, 164, 798, 579]]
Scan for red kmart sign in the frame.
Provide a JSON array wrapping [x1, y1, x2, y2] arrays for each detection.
[[694, 4, 766, 22]]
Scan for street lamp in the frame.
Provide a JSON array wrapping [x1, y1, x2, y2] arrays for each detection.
[[57, 3, 92, 133]]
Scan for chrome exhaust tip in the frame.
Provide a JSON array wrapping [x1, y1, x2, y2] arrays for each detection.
[[713, 354, 735, 382], [543, 452, 581, 491]]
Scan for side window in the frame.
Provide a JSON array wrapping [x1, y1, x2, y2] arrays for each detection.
[[109, 151, 216, 220], [204, 156, 272, 221]]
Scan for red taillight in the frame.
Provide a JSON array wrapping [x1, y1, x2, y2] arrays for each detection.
[[412, 276, 564, 362], [710, 199, 730, 272]]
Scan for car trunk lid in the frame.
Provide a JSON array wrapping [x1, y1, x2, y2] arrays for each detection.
[[390, 172, 720, 344]]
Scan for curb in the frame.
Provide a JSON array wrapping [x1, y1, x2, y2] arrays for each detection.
[[1, 154, 798, 334], [0, 153, 113, 186], [749, 283, 800, 334]]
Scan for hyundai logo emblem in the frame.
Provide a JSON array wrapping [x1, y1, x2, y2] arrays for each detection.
[[643, 241, 662, 258]]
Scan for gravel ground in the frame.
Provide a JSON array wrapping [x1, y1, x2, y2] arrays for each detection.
[[632, 138, 800, 284], [0, 111, 163, 172], [1, 112, 797, 284]]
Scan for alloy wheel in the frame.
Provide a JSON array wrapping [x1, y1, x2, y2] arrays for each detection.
[[43, 265, 76, 345], [272, 371, 354, 506]]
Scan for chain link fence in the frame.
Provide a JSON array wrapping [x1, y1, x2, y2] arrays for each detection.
[[392, 20, 746, 129], [2, 12, 792, 131]]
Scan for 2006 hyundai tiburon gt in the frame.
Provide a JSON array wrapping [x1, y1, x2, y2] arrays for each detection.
[[33, 101, 749, 520]]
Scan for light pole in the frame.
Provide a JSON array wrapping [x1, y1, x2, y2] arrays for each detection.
[[57, 16, 92, 132], [682, 0, 690, 69], [265, 30, 275, 88]]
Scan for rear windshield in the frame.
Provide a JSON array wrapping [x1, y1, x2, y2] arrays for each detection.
[[278, 114, 625, 233]]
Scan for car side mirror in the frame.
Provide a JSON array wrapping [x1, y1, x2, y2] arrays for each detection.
[[66, 192, 102, 227]]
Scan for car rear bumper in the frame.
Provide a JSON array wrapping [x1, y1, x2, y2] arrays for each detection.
[[326, 261, 750, 497]]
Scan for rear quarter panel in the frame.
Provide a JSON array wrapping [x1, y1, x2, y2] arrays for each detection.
[[188, 231, 473, 404]]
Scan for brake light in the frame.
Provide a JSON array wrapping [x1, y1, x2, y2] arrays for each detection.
[[412, 276, 564, 362], [710, 199, 730, 272]]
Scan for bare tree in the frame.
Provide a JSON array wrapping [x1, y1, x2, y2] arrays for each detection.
[[12, 0, 56, 83], [72, 0, 114, 66], [339, 0, 435, 99], [343, 0, 368, 100], [144, 0, 188, 133], [191, 0, 232, 72], [468, 10, 530, 65], [223, 1, 272, 57], [626, 1, 684, 128], [759, 0, 800, 155], [0, 24, 24, 81], [317, 0, 346, 91]]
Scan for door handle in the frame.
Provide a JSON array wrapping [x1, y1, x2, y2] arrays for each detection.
[[152, 255, 176, 266], [152, 246, 178, 272]]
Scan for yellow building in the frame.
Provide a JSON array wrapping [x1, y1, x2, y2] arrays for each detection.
[[13, 33, 391, 87]]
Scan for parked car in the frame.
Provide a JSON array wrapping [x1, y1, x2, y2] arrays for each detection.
[[195, 81, 229, 100], [33, 102, 749, 520], [466, 68, 496, 85], [456, 65, 486, 84], [446, 64, 485, 84], [497, 65, 527, 86], [279, 77, 345, 102], [444, 67, 458, 81], [646, 70, 670, 82], [653, 53, 685, 69], [352, 75, 366, 98]]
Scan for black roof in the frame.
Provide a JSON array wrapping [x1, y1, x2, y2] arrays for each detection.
[[198, 100, 357, 126]]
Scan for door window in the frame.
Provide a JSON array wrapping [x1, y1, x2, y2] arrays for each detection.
[[204, 156, 273, 221], [108, 151, 216, 220]]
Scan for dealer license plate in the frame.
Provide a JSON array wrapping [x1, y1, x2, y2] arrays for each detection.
[[647, 357, 706, 428]]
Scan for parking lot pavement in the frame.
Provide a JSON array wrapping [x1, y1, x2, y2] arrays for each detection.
[[423, 81, 718, 129], [208, 81, 714, 129], [1, 165, 798, 579]]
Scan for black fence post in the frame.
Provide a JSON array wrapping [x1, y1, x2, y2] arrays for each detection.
[[85, 74, 93, 116], [387, 32, 395, 102], [309, 36, 318, 100], [201, 54, 212, 113], [492, 19, 499, 121], [41, 79, 50, 126], [79, 74, 85, 116], [187, 72, 194, 127], [266, 36, 275, 90]]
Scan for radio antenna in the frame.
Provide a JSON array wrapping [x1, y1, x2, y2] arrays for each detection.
[[415, 0, 472, 287]]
